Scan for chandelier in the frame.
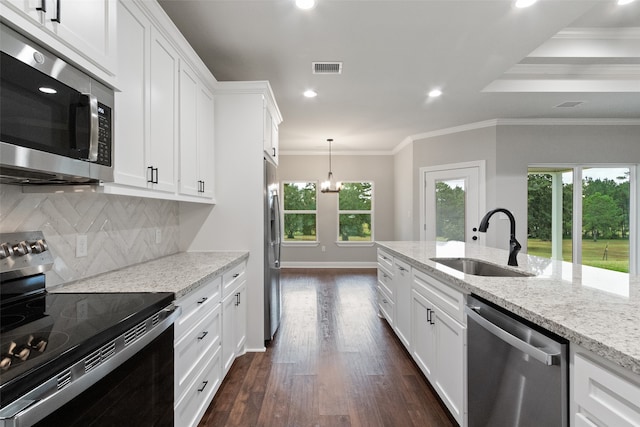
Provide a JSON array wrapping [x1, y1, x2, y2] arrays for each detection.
[[320, 138, 341, 193]]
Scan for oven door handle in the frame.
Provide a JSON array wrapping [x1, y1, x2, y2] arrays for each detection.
[[73, 94, 99, 162], [465, 305, 560, 366], [0, 305, 181, 427]]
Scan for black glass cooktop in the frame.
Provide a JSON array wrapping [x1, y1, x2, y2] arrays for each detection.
[[0, 291, 174, 408]]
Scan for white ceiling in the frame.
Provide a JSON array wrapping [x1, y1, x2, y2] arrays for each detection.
[[158, 0, 640, 153]]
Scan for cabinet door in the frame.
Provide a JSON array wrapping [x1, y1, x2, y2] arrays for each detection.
[[149, 27, 178, 193], [45, 0, 117, 74], [179, 61, 200, 196], [197, 85, 215, 198], [434, 308, 465, 425], [393, 259, 411, 350], [221, 290, 236, 375], [2, 0, 42, 22], [234, 281, 247, 355], [411, 290, 435, 380], [114, 0, 150, 188]]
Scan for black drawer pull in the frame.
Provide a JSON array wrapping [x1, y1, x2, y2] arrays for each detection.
[[197, 331, 208, 340], [197, 297, 208, 304], [233, 273, 240, 278], [197, 380, 208, 392]]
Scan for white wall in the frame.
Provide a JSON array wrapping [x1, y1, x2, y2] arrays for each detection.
[[394, 143, 414, 241], [401, 121, 640, 252], [278, 154, 395, 266], [411, 125, 498, 244]]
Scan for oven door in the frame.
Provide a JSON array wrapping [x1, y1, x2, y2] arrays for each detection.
[[0, 306, 179, 427]]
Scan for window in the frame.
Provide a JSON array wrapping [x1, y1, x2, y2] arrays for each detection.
[[338, 182, 373, 242], [528, 166, 633, 273], [282, 182, 317, 243]]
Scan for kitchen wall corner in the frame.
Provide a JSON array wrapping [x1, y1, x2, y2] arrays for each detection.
[[0, 184, 180, 287]]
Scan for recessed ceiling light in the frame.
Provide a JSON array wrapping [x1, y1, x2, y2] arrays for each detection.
[[617, 0, 635, 5], [39, 87, 57, 94], [515, 0, 537, 8], [428, 89, 442, 98], [296, 0, 315, 10], [303, 89, 317, 98]]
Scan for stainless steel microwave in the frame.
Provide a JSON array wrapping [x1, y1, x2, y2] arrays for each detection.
[[0, 24, 114, 185]]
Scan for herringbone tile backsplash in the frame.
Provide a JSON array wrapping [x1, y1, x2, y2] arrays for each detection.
[[0, 184, 179, 288]]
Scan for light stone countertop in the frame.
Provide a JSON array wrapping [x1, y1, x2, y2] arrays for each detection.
[[51, 251, 249, 300], [376, 241, 640, 375]]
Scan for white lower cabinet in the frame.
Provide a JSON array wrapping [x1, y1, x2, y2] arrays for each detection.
[[393, 257, 412, 350], [411, 282, 466, 426], [222, 279, 247, 375], [377, 256, 467, 427], [572, 346, 640, 427], [173, 260, 248, 427]]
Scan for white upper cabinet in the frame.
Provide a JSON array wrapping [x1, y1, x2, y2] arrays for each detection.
[[179, 60, 215, 199], [1, 0, 116, 81], [114, 2, 178, 194], [263, 98, 280, 165], [148, 26, 178, 193], [113, 0, 149, 188]]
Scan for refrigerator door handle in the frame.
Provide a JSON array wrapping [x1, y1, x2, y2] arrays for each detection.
[[273, 193, 282, 267]]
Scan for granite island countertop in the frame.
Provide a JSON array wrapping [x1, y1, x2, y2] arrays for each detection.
[[51, 251, 249, 299], [377, 241, 640, 375]]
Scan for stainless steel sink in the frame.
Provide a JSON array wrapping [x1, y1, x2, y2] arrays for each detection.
[[430, 257, 534, 277]]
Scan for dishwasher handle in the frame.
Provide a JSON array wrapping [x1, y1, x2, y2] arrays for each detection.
[[465, 305, 561, 366]]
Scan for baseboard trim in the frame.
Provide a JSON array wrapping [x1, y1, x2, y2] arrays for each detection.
[[280, 261, 377, 269]]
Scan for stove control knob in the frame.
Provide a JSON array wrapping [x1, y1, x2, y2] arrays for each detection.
[[31, 239, 49, 254], [0, 354, 12, 370], [0, 243, 14, 259], [14, 241, 32, 256]]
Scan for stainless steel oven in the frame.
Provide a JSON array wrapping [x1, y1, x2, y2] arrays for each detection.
[[0, 24, 114, 185], [0, 232, 179, 427]]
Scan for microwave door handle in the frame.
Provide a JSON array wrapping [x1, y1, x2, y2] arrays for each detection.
[[75, 94, 99, 162], [87, 94, 99, 162]]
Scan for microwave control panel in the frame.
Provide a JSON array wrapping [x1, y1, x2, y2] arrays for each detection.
[[97, 103, 112, 167]]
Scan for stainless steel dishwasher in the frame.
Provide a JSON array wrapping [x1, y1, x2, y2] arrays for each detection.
[[465, 295, 568, 427]]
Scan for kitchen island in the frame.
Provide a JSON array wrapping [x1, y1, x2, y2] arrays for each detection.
[[377, 240, 640, 374], [377, 240, 640, 427]]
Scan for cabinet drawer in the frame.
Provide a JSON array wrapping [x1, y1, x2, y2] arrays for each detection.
[[222, 261, 246, 298], [174, 276, 222, 339], [412, 268, 465, 324], [377, 266, 394, 298], [175, 303, 222, 398], [377, 286, 394, 327], [377, 249, 394, 271], [574, 352, 640, 427], [175, 346, 222, 427]]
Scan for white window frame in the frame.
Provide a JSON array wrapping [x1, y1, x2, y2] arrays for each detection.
[[281, 181, 319, 247], [528, 163, 638, 275], [335, 181, 375, 247]]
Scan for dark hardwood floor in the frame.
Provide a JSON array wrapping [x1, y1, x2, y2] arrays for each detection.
[[198, 268, 456, 427]]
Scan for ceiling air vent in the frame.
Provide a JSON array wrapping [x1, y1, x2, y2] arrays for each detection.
[[312, 62, 342, 74], [555, 101, 585, 108]]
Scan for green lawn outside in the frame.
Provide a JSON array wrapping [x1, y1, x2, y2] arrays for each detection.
[[527, 238, 629, 273]]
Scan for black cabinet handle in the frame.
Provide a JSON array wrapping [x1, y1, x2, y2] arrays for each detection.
[[51, 0, 61, 23], [197, 331, 208, 341], [272, 147, 276, 157], [153, 167, 158, 184], [36, 0, 46, 12], [197, 297, 208, 304], [197, 380, 208, 392], [147, 166, 154, 183], [233, 273, 239, 278], [235, 292, 240, 306]]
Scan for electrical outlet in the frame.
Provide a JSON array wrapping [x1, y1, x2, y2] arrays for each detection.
[[321, 245, 326, 252], [155, 228, 162, 244], [76, 234, 87, 257]]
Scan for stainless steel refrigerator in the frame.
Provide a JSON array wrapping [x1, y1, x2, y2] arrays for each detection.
[[264, 158, 282, 342]]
